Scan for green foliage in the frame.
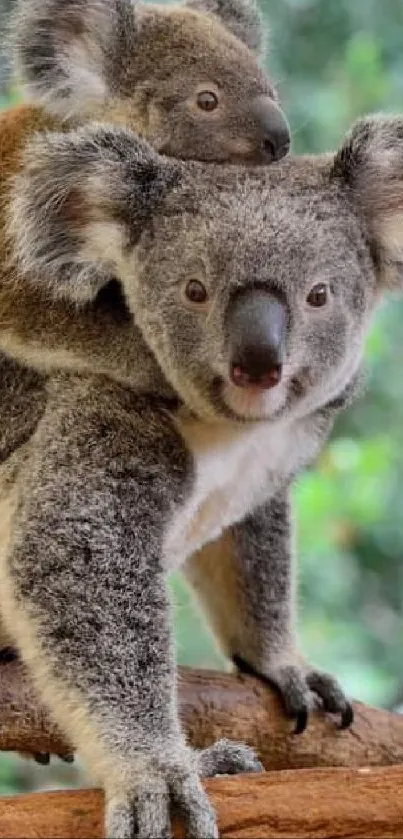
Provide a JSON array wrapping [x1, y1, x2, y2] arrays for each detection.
[[1, 0, 403, 797]]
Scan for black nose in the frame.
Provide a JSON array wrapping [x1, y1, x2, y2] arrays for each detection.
[[227, 289, 286, 389], [251, 97, 291, 162]]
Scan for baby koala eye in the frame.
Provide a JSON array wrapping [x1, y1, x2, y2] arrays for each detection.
[[306, 282, 328, 308], [185, 279, 208, 304], [197, 91, 219, 112]]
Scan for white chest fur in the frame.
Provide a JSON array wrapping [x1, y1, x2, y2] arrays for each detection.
[[163, 412, 311, 570]]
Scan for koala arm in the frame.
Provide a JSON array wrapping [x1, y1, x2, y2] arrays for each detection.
[[0, 376, 260, 837], [184, 489, 353, 732]]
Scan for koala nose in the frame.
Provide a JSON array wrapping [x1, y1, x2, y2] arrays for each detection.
[[251, 97, 291, 162], [227, 289, 286, 389]]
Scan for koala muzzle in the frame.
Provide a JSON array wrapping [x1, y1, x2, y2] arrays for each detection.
[[227, 289, 286, 389], [251, 97, 291, 162]]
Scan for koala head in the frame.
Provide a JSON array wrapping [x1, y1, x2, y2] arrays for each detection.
[[10, 116, 403, 424], [12, 0, 290, 165]]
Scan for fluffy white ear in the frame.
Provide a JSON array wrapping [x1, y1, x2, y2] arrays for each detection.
[[184, 0, 264, 53], [12, 0, 138, 119], [332, 115, 403, 287], [8, 125, 180, 304]]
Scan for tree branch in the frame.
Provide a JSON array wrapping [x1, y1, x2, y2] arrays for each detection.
[[2, 660, 403, 769], [1, 766, 403, 838]]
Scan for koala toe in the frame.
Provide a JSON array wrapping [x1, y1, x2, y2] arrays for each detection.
[[306, 670, 354, 729], [170, 771, 218, 838], [198, 738, 263, 777], [58, 752, 75, 763], [106, 758, 218, 839], [234, 655, 353, 733], [33, 752, 51, 765], [272, 665, 354, 733], [107, 773, 172, 839]]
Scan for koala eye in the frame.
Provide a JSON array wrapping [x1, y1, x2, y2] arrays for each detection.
[[306, 282, 328, 308], [185, 279, 208, 304], [197, 91, 219, 112]]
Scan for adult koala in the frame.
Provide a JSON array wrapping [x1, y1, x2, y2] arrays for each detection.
[[1, 115, 401, 836]]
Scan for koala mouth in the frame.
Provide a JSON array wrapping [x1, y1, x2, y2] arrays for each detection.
[[209, 376, 287, 424]]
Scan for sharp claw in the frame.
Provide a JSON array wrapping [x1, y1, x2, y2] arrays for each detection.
[[0, 647, 17, 663], [34, 753, 50, 765], [293, 708, 308, 735], [232, 654, 258, 678], [340, 702, 354, 729]]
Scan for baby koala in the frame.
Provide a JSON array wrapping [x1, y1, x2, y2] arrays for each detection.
[[2, 115, 402, 837], [11, 0, 289, 164]]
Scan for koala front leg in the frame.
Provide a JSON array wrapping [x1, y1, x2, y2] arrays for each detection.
[[0, 382, 260, 836], [185, 489, 353, 733]]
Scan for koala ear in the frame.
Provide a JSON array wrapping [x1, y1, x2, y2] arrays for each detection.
[[8, 126, 180, 304], [12, 0, 138, 119], [184, 0, 263, 53], [332, 115, 403, 288]]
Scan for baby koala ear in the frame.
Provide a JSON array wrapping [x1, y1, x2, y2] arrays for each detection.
[[332, 115, 403, 288], [184, 0, 264, 54], [12, 0, 138, 119], [8, 125, 180, 305]]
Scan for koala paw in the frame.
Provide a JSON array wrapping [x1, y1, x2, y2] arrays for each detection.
[[107, 755, 218, 839], [197, 738, 263, 777], [234, 654, 353, 734]]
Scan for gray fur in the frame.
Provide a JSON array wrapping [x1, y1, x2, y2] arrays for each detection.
[[3, 116, 403, 836], [186, 0, 263, 53], [0, 355, 45, 461]]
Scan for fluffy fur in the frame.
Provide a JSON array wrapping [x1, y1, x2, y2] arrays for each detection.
[[0, 0, 289, 453], [11, 0, 287, 162], [1, 117, 402, 836]]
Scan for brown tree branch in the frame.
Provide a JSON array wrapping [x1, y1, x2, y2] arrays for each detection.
[[2, 766, 403, 838], [1, 660, 403, 769]]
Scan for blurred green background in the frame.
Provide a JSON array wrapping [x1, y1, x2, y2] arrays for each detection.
[[1, 0, 403, 796]]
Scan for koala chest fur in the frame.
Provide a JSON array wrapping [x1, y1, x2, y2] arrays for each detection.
[[163, 411, 316, 569]]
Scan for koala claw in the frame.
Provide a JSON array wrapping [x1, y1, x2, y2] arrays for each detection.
[[339, 702, 354, 730], [33, 752, 50, 765], [293, 709, 308, 735], [0, 647, 18, 664], [58, 752, 75, 763], [233, 655, 353, 733], [197, 738, 263, 777]]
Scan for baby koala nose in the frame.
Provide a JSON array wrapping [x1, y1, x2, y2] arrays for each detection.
[[251, 97, 291, 162], [227, 289, 286, 390]]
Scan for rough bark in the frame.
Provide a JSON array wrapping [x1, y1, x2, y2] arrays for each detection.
[[1, 766, 403, 838], [2, 660, 403, 769]]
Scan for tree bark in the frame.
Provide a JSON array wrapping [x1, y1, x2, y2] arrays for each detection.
[[1, 766, 403, 838], [2, 660, 403, 769]]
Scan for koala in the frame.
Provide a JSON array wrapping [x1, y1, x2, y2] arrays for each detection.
[[11, 0, 289, 163], [1, 115, 402, 836]]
